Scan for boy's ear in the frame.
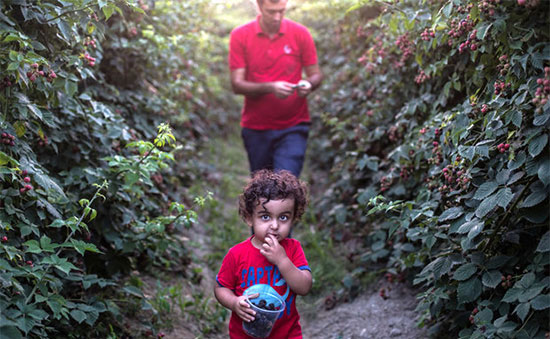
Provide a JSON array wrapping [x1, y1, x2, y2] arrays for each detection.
[[245, 216, 253, 227]]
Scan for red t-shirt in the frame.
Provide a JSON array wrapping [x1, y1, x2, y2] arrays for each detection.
[[229, 16, 318, 130], [216, 237, 311, 339]]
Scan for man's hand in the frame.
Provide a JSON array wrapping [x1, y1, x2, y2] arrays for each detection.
[[295, 79, 312, 97], [260, 234, 287, 266], [272, 81, 295, 99], [232, 293, 260, 322]]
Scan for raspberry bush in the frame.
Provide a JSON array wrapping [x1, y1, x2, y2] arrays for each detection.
[[0, 0, 231, 337], [307, 0, 549, 337]]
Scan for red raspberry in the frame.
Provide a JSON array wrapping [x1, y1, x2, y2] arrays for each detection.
[[23, 177, 31, 183], [1, 236, 7, 242], [24, 185, 32, 191]]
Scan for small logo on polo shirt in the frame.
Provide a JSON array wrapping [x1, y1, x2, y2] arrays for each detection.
[[284, 44, 292, 54]]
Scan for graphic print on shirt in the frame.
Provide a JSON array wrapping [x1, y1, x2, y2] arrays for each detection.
[[241, 265, 292, 318]]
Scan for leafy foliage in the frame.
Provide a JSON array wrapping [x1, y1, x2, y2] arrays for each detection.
[[308, 0, 549, 337], [0, 0, 230, 337]]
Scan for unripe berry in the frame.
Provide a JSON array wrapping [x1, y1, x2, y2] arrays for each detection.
[[24, 184, 33, 191], [1, 236, 7, 242], [23, 177, 31, 183]]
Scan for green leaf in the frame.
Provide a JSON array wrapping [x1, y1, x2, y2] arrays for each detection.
[[502, 288, 522, 303], [457, 219, 483, 234], [474, 181, 499, 200], [536, 231, 550, 252], [458, 145, 475, 161], [102, 5, 115, 21], [528, 134, 548, 157], [508, 152, 526, 170], [520, 190, 547, 208], [514, 302, 530, 322], [23, 240, 41, 254], [0, 326, 22, 339], [475, 193, 498, 218], [468, 221, 484, 239], [69, 239, 101, 255], [439, 207, 463, 222], [517, 272, 535, 288], [70, 310, 86, 324], [519, 284, 545, 303], [122, 286, 144, 298], [482, 270, 502, 288], [531, 294, 550, 310], [538, 158, 550, 186], [40, 236, 57, 252], [454, 263, 477, 281], [495, 188, 514, 209], [457, 277, 482, 304]]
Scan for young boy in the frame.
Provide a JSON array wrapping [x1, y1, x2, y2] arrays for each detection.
[[214, 169, 312, 338]]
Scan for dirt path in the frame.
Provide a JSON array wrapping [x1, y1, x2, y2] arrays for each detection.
[[160, 130, 428, 338], [300, 279, 427, 339]]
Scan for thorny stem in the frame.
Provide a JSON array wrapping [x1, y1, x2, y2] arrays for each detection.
[[25, 181, 107, 305]]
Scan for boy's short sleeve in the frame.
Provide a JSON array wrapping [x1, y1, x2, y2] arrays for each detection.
[[216, 249, 236, 289], [289, 239, 310, 272]]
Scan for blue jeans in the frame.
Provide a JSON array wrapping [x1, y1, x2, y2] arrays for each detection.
[[241, 123, 310, 178]]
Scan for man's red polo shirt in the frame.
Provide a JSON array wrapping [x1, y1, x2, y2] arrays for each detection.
[[229, 16, 318, 130]]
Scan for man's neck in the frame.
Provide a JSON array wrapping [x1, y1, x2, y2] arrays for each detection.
[[259, 18, 280, 38]]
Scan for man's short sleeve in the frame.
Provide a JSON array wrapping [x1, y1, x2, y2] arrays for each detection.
[[299, 28, 318, 67], [216, 249, 236, 289], [229, 29, 246, 70]]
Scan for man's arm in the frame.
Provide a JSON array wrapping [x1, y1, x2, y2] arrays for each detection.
[[230, 68, 295, 99]]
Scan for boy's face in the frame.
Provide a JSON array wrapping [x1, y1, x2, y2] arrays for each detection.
[[247, 198, 295, 248]]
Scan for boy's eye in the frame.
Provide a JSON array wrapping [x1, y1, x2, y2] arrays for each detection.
[[260, 215, 270, 221], [279, 215, 289, 221]]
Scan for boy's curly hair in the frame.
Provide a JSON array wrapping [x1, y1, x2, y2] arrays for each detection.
[[238, 169, 309, 223]]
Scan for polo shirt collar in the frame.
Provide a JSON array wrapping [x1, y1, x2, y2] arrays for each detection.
[[254, 15, 287, 37]]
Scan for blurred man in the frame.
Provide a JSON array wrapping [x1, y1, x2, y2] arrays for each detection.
[[229, 0, 323, 178]]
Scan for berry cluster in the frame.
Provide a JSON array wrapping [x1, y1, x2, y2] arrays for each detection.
[[493, 80, 510, 95], [517, 0, 540, 7], [447, 16, 474, 47], [83, 52, 96, 66], [380, 176, 392, 192], [388, 124, 403, 142], [421, 29, 435, 41], [429, 141, 443, 165], [84, 37, 97, 49], [497, 55, 510, 76], [481, 104, 489, 113], [459, 29, 478, 53], [395, 33, 414, 65], [415, 70, 430, 84], [399, 166, 411, 180], [497, 143, 510, 153], [385, 272, 406, 283], [455, 3, 473, 14], [26, 63, 57, 83], [442, 163, 470, 191], [477, 0, 500, 16], [532, 67, 550, 113], [244, 299, 277, 337], [501, 274, 513, 288], [37, 135, 49, 147], [1, 236, 7, 243], [0, 76, 13, 89], [20, 170, 33, 194], [1, 132, 15, 146], [469, 307, 479, 324], [26, 260, 34, 268]]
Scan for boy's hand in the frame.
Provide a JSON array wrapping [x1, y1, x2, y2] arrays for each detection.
[[232, 293, 259, 322], [260, 234, 287, 266]]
